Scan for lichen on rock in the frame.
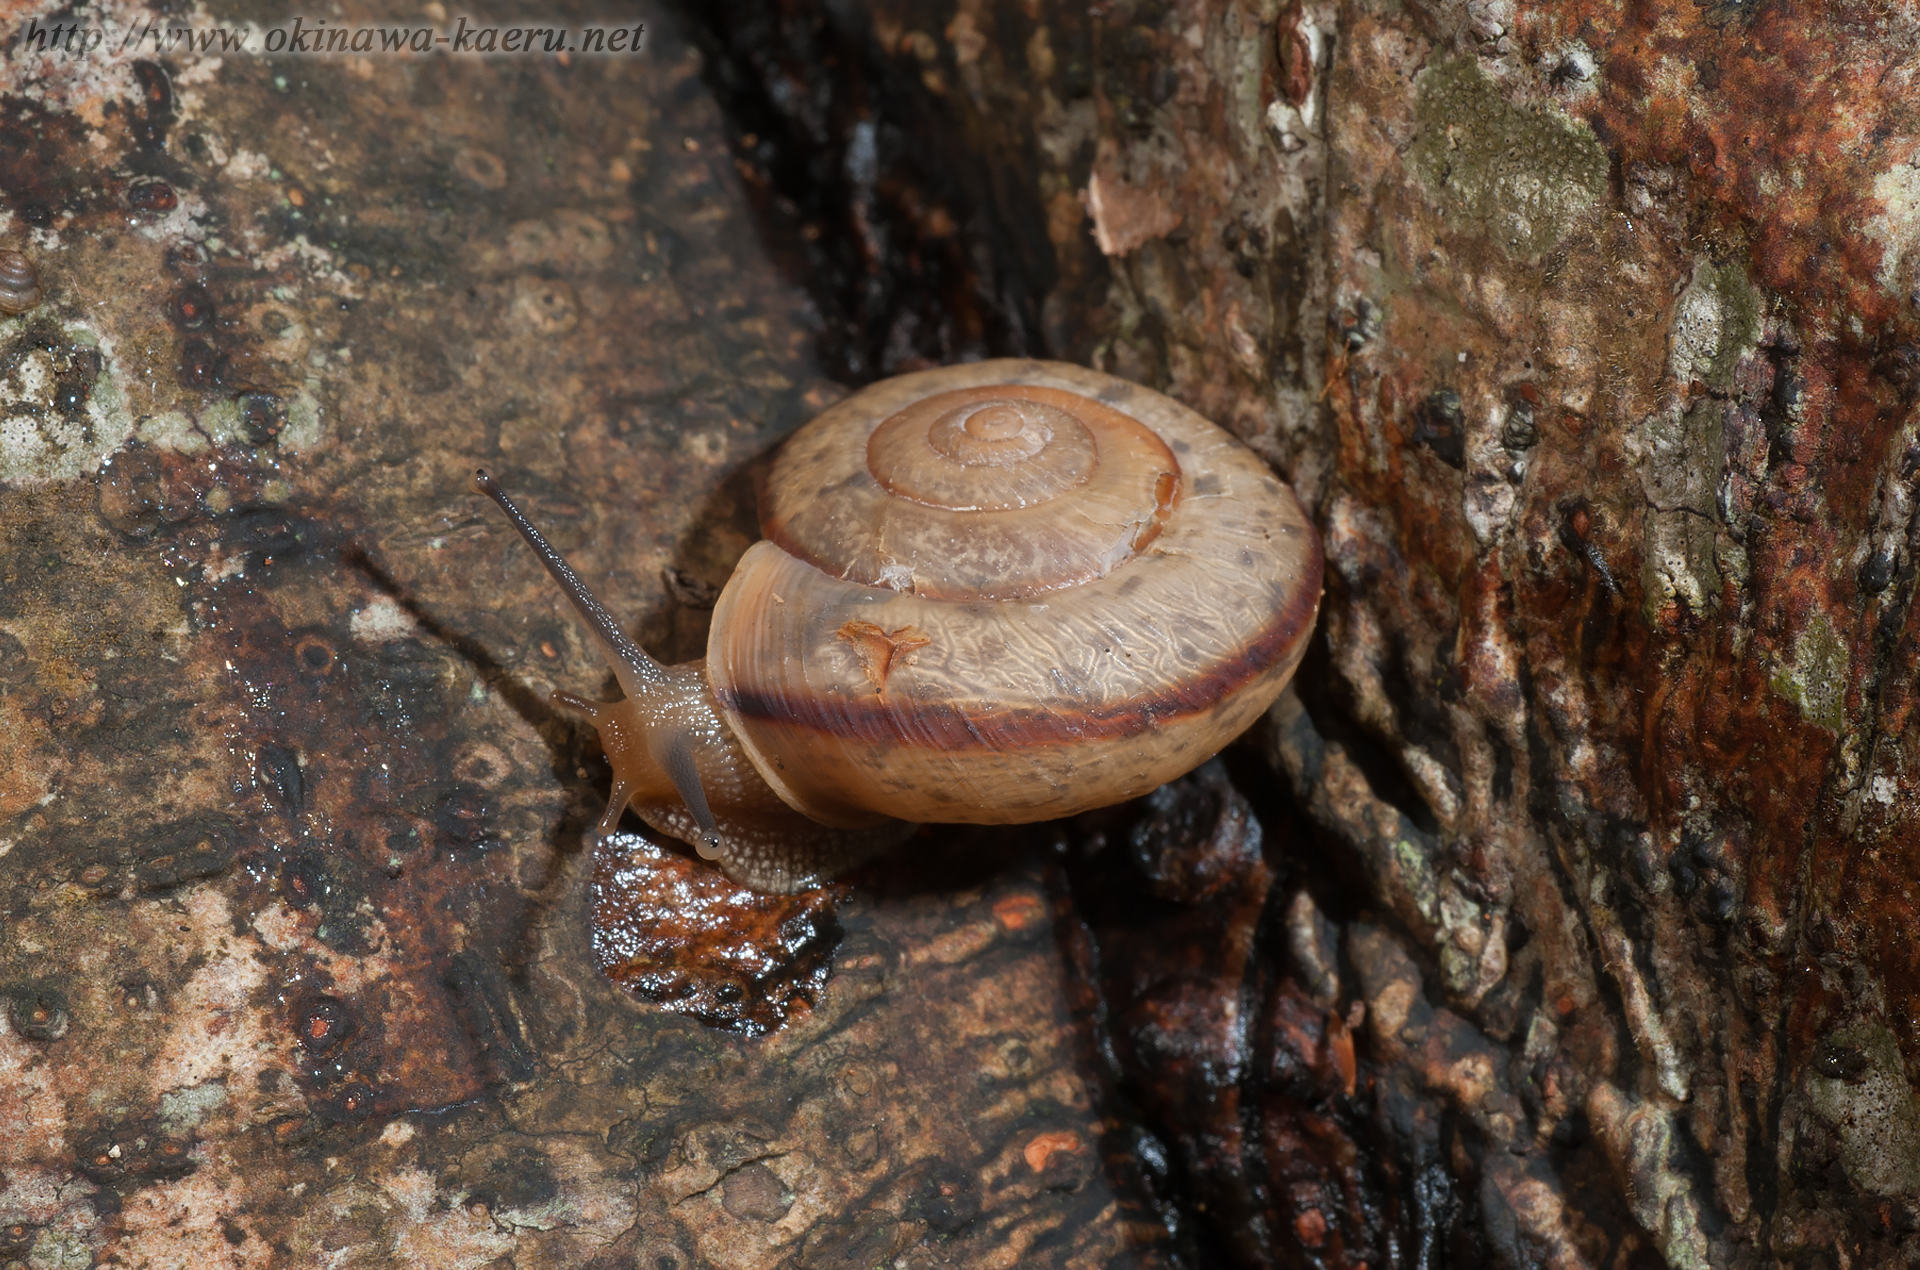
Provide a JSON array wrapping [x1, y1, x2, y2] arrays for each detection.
[[1409, 54, 1608, 257]]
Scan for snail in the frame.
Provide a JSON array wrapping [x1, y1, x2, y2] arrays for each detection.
[[0, 249, 44, 315], [473, 360, 1322, 892]]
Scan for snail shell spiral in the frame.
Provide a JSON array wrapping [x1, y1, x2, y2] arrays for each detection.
[[707, 360, 1322, 827], [0, 250, 44, 316]]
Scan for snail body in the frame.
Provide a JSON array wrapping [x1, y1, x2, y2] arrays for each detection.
[[475, 360, 1322, 892], [0, 249, 44, 315]]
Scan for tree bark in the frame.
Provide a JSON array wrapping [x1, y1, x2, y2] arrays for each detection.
[[6, 0, 1919, 1267], [737, 0, 1920, 1264], [0, 7, 1164, 1267]]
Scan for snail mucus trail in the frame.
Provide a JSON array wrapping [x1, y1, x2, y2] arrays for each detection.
[[472, 360, 1323, 893]]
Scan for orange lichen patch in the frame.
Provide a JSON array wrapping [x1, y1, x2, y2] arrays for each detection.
[[0, 706, 59, 819], [1022, 1130, 1082, 1172], [990, 892, 1045, 931], [836, 620, 931, 697], [1276, 8, 1314, 107], [1568, 2, 1920, 324], [34, 654, 91, 700], [1326, 1011, 1357, 1098]]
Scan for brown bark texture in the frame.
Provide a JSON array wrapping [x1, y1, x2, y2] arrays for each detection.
[[2, 0, 1918, 1268], [724, 0, 1920, 1265], [0, 5, 1164, 1267]]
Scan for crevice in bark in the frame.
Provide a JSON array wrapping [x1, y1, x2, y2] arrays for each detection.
[[666, 0, 1049, 384]]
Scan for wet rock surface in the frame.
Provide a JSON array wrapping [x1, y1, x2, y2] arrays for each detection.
[[0, 4, 1162, 1265], [591, 832, 846, 1036]]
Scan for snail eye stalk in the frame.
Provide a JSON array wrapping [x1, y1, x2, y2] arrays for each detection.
[[470, 468, 667, 691]]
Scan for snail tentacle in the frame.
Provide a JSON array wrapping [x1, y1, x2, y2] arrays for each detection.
[[596, 778, 636, 838], [474, 467, 892, 885], [551, 689, 600, 714], [470, 468, 667, 691], [652, 728, 724, 857], [476, 469, 723, 844]]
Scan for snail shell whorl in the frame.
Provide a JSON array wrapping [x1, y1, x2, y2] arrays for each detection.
[[769, 382, 1180, 600], [0, 250, 44, 316], [707, 360, 1322, 828]]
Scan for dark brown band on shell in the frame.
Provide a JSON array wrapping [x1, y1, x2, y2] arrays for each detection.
[[710, 359, 1325, 828], [716, 528, 1322, 751]]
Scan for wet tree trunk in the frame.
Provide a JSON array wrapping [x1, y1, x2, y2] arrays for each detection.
[[678, 0, 1920, 1265], [3, 0, 1917, 1267], [0, 6, 1166, 1267]]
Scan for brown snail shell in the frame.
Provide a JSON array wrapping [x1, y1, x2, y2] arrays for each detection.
[[0, 250, 43, 316], [473, 359, 1322, 892], [708, 361, 1321, 828]]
